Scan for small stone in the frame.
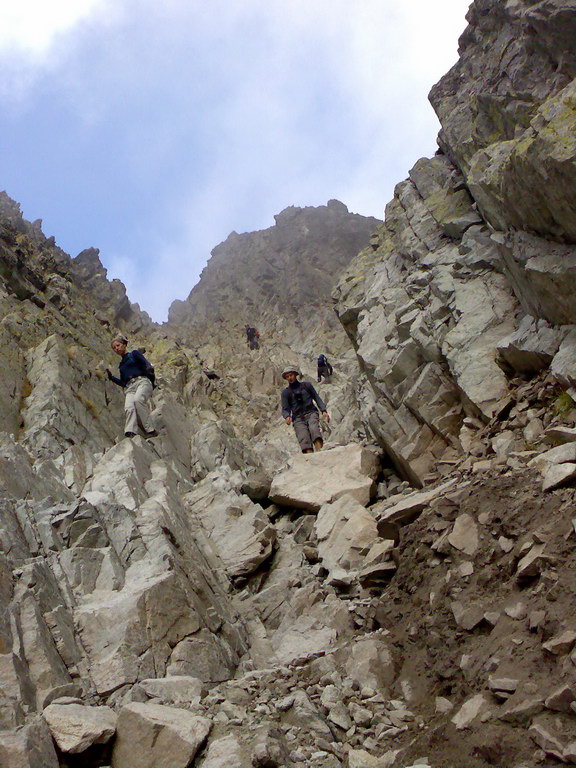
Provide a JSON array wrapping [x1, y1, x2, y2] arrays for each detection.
[[498, 536, 514, 553], [529, 610, 546, 632], [488, 677, 518, 694], [347, 747, 381, 768], [451, 694, 490, 729], [448, 514, 479, 555], [350, 704, 373, 727], [435, 697, 453, 714], [544, 684, 575, 712], [498, 696, 544, 724], [388, 709, 414, 728], [541, 462, 576, 492], [542, 630, 576, 655], [516, 544, 552, 579], [564, 741, 576, 762], [451, 601, 485, 630], [504, 601, 527, 620], [529, 719, 566, 759], [276, 696, 294, 712]]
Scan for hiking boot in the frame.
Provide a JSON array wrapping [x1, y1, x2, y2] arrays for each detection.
[[145, 430, 159, 438], [124, 431, 136, 438]]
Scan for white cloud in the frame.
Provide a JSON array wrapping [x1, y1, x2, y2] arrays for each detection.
[[0, 0, 110, 54], [0, 0, 472, 320]]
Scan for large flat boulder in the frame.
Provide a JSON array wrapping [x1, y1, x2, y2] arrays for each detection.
[[43, 702, 116, 753], [112, 702, 211, 768], [269, 444, 380, 512]]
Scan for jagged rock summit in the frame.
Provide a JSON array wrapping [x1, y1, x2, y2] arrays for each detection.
[[2, 1, 576, 767], [168, 199, 379, 355]]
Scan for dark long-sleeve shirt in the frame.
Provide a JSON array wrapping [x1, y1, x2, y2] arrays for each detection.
[[109, 350, 150, 388], [281, 380, 326, 419]]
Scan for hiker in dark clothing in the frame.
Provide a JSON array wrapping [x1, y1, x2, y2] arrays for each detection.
[[106, 335, 158, 439], [245, 325, 260, 350], [281, 365, 330, 453], [317, 354, 333, 383]]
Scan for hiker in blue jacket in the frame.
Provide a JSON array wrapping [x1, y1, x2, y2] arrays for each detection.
[[317, 354, 333, 383], [280, 365, 330, 453], [106, 335, 158, 438]]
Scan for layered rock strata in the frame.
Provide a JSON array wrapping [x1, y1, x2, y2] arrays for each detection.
[[334, 0, 576, 486]]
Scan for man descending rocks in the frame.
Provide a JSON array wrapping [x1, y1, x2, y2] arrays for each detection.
[[245, 324, 260, 350], [317, 353, 333, 383], [106, 335, 158, 439], [280, 366, 330, 454]]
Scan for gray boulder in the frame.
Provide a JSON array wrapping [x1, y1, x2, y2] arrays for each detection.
[[269, 444, 380, 512], [112, 702, 211, 768]]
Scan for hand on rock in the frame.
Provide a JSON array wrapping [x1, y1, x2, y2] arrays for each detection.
[[322, 411, 330, 423], [285, 416, 292, 426]]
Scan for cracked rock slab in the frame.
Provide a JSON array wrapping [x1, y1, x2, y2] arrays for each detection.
[[42, 703, 117, 754], [112, 702, 211, 768]]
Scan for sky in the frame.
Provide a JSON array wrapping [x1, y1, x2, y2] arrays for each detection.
[[0, 0, 470, 322]]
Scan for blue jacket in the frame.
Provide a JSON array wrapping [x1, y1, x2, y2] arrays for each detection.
[[110, 350, 153, 388], [281, 380, 326, 419]]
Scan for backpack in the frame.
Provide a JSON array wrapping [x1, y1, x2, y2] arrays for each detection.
[[136, 348, 156, 388], [144, 359, 156, 388]]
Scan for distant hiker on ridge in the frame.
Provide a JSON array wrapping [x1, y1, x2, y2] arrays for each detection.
[[317, 354, 333, 383], [245, 324, 260, 350], [280, 365, 330, 454], [106, 335, 158, 439]]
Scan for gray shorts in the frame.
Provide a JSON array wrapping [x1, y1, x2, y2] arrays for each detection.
[[293, 411, 322, 452]]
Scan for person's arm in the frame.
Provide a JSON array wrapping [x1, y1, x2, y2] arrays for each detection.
[[305, 382, 330, 421], [281, 389, 292, 424], [106, 369, 123, 387]]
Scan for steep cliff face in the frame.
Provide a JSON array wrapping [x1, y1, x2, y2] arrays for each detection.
[[2, 2, 576, 768], [0, 192, 152, 447], [335, 0, 576, 484]]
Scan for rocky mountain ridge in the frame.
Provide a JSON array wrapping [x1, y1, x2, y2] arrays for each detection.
[[168, 199, 380, 357], [1, 1, 576, 767]]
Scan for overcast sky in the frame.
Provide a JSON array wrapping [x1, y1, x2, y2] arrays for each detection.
[[0, 0, 470, 321]]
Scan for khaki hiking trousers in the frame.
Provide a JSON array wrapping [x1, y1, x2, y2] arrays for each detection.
[[292, 410, 322, 452], [124, 376, 155, 435]]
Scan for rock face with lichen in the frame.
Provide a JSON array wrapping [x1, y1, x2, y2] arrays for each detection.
[[334, 0, 576, 484], [2, 2, 576, 768]]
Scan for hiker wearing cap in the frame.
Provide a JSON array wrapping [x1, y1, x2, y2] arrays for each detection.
[[280, 366, 330, 453], [106, 335, 158, 439]]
